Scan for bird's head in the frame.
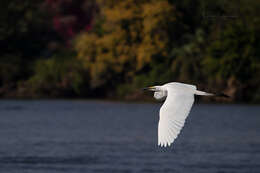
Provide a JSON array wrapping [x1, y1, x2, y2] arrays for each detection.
[[142, 85, 167, 101]]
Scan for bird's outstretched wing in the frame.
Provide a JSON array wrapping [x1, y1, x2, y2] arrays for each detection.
[[158, 86, 195, 147]]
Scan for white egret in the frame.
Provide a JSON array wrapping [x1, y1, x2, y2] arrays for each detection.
[[143, 82, 228, 147]]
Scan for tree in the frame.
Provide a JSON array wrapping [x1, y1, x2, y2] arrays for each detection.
[[202, 0, 260, 101], [45, 0, 97, 42], [0, 0, 55, 91], [75, 0, 177, 95]]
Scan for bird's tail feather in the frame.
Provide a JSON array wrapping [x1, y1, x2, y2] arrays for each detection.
[[195, 90, 214, 96], [195, 90, 229, 98]]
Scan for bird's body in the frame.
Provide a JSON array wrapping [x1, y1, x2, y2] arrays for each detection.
[[157, 82, 195, 147], [143, 82, 227, 147]]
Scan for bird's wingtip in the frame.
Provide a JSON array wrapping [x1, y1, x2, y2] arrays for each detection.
[[158, 141, 173, 147]]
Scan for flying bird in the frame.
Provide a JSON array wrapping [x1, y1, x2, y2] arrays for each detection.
[[143, 82, 228, 147]]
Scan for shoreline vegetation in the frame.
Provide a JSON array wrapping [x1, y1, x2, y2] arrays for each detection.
[[0, 97, 259, 106], [1, 0, 260, 103]]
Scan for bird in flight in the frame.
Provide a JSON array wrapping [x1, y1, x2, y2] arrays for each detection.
[[143, 82, 228, 147]]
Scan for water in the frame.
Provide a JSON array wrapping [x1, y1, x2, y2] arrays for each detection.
[[0, 100, 259, 173]]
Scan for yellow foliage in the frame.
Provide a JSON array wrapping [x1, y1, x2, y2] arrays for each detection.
[[75, 0, 176, 88]]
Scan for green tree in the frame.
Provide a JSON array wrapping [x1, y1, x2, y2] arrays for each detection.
[[0, 0, 58, 95], [203, 0, 260, 101], [26, 51, 88, 97]]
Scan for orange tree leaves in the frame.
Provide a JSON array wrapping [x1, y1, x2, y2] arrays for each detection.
[[75, 0, 176, 91]]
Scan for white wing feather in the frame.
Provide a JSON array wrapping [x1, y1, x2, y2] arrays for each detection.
[[158, 83, 195, 147]]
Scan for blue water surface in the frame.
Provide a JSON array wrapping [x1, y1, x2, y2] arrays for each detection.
[[0, 100, 259, 173]]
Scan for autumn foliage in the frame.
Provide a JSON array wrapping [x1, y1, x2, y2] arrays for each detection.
[[1, 0, 260, 102]]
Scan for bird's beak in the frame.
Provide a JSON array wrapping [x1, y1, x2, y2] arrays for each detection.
[[142, 86, 156, 91]]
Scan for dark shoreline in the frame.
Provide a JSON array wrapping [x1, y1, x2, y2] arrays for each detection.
[[0, 97, 259, 106]]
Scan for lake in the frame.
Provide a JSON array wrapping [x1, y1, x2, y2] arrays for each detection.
[[0, 100, 259, 173]]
